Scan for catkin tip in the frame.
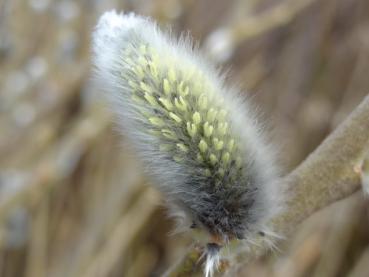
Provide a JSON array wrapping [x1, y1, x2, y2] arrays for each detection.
[[204, 243, 221, 277]]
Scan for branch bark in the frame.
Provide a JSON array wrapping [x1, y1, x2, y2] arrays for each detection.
[[276, 94, 369, 234], [167, 94, 369, 276]]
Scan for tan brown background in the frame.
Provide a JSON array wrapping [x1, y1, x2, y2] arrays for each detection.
[[0, 0, 369, 276]]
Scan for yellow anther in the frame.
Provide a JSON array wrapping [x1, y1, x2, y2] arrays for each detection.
[[206, 89, 214, 102], [204, 122, 214, 137], [125, 58, 134, 65], [140, 82, 152, 93], [128, 80, 138, 89], [149, 62, 159, 80], [177, 143, 188, 153], [160, 144, 173, 151], [174, 96, 187, 112], [193, 112, 201, 125], [159, 97, 173, 111], [218, 122, 228, 135], [131, 95, 143, 104], [168, 68, 176, 83], [149, 117, 164, 126], [236, 156, 242, 168], [173, 156, 183, 163], [222, 152, 230, 164], [207, 108, 217, 122], [219, 109, 227, 120], [186, 122, 197, 138], [144, 92, 158, 107], [140, 109, 151, 118], [193, 81, 203, 93], [228, 139, 235, 152], [177, 81, 184, 93], [139, 44, 146, 54], [205, 169, 211, 177], [138, 56, 147, 66], [124, 47, 132, 56], [151, 51, 159, 62], [178, 81, 189, 97], [182, 86, 189, 97], [214, 139, 224, 151], [184, 67, 195, 81], [163, 79, 171, 95], [149, 129, 161, 136], [199, 140, 208, 153], [218, 168, 225, 177], [197, 153, 204, 162], [135, 66, 144, 79], [209, 154, 217, 165], [161, 129, 177, 139], [198, 94, 208, 109], [169, 112, 182, 123]]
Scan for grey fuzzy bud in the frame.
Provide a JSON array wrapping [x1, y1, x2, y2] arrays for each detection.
[[92, 9, 283, 276]]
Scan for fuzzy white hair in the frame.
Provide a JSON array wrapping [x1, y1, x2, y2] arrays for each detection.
[[92, 10, 283, 276]]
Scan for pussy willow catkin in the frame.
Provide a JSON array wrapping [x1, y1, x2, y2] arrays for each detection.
[[92, 10, 282, 276]]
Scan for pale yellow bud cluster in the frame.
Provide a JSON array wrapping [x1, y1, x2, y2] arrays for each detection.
[[121, 43, 244, 184]]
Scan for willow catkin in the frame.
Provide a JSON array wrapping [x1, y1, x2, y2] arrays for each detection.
[[92, 10, 282, 276]]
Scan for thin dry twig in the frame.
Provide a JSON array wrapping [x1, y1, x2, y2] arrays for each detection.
[[231, 0, 318, 44], [0, 111, 110, 222], [80, 188, 160, 277], [25, 197, 49, 277]]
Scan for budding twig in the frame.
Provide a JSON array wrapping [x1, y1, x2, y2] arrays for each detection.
[[168, 94, 369, 276]]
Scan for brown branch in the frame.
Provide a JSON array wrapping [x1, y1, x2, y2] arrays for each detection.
[[167, 94, 369, 276], [275, 94, 369, 234]]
